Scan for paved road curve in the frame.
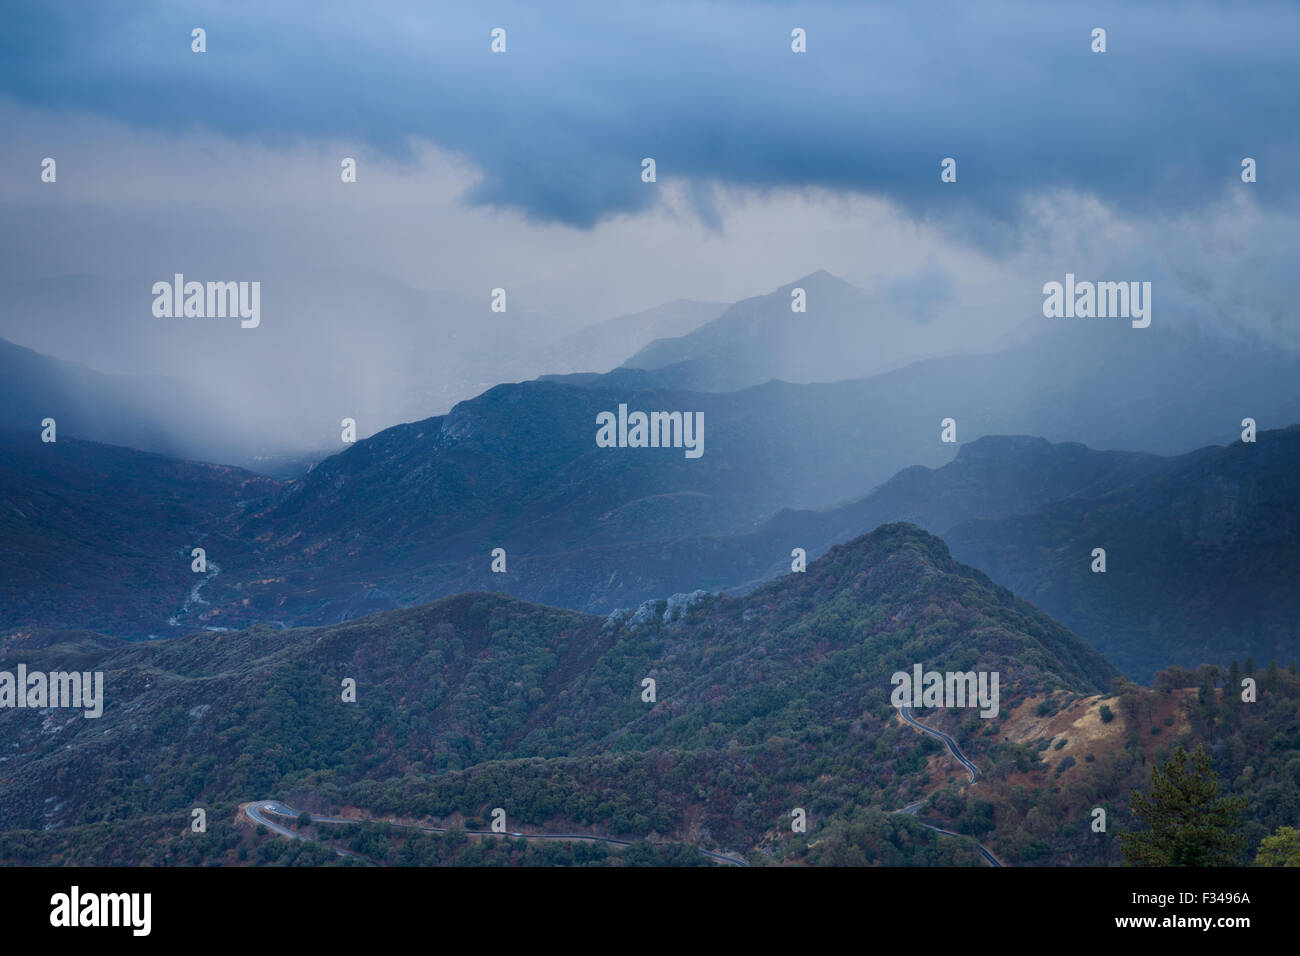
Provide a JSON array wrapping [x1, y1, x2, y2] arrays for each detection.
[[243, 800, 749, 867], [892, 707, 1004, 867], [899, 705, 980, 782], [243, 800, 370, 861]]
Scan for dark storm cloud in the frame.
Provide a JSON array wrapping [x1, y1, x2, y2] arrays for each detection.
[[3, 0, 1296, 227]]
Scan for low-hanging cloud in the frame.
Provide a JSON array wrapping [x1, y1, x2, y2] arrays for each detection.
[[3, 1, 1297, 228]]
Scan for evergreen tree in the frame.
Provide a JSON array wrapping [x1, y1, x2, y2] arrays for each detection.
[[1119, 746, 1247, 866]]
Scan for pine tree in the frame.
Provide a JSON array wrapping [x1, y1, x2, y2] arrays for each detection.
[[1119, 746, 1247, 866]]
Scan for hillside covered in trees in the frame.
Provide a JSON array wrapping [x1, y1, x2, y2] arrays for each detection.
[[1, 524, 1125, 865]]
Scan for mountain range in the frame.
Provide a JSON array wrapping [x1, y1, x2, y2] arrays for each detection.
[[5, 523, 1296, 867], [0, 525, 1116, 856], [0, 275, 728, 465], [5, 271, 1299, 683], [3, 266, 1299, 868]]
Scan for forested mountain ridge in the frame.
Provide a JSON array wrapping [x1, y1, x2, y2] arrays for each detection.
[[0, 525, 1112, 858]]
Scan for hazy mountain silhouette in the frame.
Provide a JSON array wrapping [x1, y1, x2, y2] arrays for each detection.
[[945, 426, 1300, 680], [0, 275, 724, 460], [546, 299, 727, 375], [623, 271, 935, 391]]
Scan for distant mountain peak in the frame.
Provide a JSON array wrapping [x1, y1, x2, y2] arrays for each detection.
[[786, 268, 857, 290]]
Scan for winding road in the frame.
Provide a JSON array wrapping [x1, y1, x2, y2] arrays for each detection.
[[892, 706, 1004, 867], [243, 800, 749, 867], [243, 706, 1002, 868], [899, 705, 981, 782]]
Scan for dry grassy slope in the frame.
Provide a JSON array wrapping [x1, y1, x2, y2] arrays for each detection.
[[998, 689, 1193, 781], [897, 688, 1200, 860], [904, 690, 1196, 785]]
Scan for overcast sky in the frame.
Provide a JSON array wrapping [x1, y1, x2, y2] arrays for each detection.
[[1, 1, 1296, 444]]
